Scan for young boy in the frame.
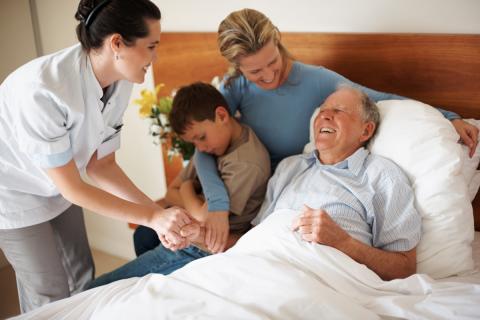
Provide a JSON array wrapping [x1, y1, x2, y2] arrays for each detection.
[[88, 82, 270, 287], [165, 82, 271, 253]]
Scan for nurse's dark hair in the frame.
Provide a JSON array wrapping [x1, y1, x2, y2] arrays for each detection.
[[75, 0, 161, 51]]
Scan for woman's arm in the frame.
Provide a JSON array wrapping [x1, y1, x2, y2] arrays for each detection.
[[359, 84, 478, 156], [194, 150, 230, 212], [345, 78, 461, 120], [327, 69, 478, 154], [47, 159, 191, 245], [86, 152, 157, 209]]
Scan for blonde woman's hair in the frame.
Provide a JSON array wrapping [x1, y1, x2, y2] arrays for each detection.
[[217, 8, 292, 86]]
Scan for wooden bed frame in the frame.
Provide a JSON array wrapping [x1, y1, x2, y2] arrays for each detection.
[[152, 32, 480, 231]]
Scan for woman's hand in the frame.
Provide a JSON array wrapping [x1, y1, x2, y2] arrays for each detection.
[[149, 206, 192, 250], [452, 119, 479, 158]]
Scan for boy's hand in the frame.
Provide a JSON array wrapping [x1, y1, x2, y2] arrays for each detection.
[[205, 211, 229, 253], [161, 221, 202, 252], [180, 222, 202, 242], [159, 234, 190, 252]]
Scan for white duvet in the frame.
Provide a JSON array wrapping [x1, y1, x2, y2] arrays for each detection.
[[14, 209, 480, 320]]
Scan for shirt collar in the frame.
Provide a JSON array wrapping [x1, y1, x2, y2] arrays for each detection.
[[83, 54, 121, 111], [84, 54, 103, 101], [303, 147, 369, 175]]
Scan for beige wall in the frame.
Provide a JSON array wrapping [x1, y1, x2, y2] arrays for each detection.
[[0, 0, 37, 82], [33, 0, 78, 55]]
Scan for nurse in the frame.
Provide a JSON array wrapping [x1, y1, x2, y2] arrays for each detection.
[[0, 0, 192, 313]]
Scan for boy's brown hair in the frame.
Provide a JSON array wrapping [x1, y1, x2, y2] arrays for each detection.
[[169, 82, 231, 135]]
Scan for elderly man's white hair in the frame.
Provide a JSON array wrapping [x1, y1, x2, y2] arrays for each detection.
[[336, 84, 380, 130]]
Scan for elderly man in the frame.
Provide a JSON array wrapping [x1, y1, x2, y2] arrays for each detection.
[[252, 86, 421, 280]]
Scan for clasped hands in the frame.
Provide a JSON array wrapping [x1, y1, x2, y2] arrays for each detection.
[[149, 205, 201, 252], [150, 206, 229, 254]]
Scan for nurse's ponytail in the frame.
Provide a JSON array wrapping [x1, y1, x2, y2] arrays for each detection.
[[75, 0, 161, 52]]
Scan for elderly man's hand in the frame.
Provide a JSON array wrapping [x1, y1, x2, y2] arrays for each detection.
[[291, 205, 351, 249], [452, 119, 479, 158], [205, 211, 230, 254]]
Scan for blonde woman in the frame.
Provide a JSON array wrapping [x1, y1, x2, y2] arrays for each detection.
[[0, 0, 193, 312], [187, 8, 478, 252]]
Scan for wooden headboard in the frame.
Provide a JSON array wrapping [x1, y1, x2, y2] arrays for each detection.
[[153, 32, 480, 230]]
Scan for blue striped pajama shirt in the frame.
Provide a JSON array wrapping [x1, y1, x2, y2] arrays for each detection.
[[252, 147, 421, 252]]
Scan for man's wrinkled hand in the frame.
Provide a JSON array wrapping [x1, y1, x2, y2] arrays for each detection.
[[292, 205, 351, 250]]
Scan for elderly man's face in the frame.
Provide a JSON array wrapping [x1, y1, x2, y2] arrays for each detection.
[[313, 89, 374, 164]]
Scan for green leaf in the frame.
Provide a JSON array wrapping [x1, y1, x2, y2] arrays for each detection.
[[158, 97, 172, 114]]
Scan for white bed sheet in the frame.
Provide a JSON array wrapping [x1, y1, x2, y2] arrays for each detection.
[[13, 210, 480, 320]]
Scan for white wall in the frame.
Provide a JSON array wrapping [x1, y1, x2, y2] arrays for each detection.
[[1, 0, 479, 261], [156, 0, 480, 33]]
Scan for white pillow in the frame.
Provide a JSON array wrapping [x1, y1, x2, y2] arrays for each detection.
[[304, 100, 477, 279]]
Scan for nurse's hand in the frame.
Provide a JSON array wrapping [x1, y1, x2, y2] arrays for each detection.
[[160, 222, 202, 251], [149, 206, 192, 248]]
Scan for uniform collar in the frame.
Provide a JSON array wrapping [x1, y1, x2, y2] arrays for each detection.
[[84, 54, 104, 102], [303, 147, 369, 176], [83, 53, 121, 111]]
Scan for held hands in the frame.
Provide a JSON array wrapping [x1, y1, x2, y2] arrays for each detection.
[[159, 222, 202, 252], [452, 119, 479, 158], [205, 211, 230, 254], [291, 205, 350, 249], [149, 206, 196, 251]]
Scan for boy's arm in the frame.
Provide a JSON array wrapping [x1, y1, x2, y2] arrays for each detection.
[[165, 160, 200, 208], [179, 180, 207, 222], [164, 174, 184, 208]]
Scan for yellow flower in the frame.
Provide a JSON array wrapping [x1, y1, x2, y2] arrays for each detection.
[[133, 84, 166, 118], [132, 83, 194, 160]]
